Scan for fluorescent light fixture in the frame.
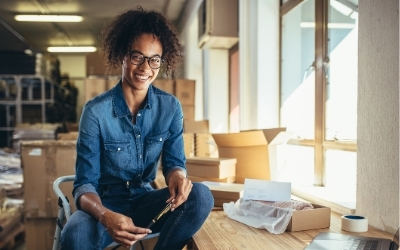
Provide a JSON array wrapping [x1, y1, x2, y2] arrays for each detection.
[[47, 46, 97, 53], [300, 22, 356, 29], [15, 15, 83, 22]]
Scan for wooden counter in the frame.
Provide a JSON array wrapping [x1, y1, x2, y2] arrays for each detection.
[[192, 208, 393, 250]]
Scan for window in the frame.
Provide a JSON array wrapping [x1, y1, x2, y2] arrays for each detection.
[[280, 0, 358, 202]]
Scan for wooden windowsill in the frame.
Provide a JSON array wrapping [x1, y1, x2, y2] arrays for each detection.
[[291, 186, 356, 215]]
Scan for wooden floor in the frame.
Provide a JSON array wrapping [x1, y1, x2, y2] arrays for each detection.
[[192, 208, 394, 250]]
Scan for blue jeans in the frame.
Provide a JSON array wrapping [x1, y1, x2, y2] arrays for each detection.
[[60, 182, 214, 250]]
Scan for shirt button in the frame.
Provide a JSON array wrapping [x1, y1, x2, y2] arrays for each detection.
[[139, 155, 142, 158], [117, 148, 121, 151], [159, 138, 162, 141], [136, 135, 140, 138], [137, 113, 141, 117]]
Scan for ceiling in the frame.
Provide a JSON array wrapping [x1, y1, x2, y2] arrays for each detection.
[[0, 0, 191, 54]]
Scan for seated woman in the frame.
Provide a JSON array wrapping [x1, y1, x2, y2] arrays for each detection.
[[60, 6, 214, 250]]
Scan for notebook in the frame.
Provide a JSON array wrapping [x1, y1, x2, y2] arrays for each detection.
[[305, 228, 399, 250]]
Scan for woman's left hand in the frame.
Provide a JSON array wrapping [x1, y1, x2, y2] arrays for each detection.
[[166, 170, 192, 211]]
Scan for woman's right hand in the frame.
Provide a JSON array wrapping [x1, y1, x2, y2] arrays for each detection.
[[100, 210, 152, 248]]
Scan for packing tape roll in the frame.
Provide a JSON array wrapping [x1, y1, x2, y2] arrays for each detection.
[[341, 215, 368, 232]]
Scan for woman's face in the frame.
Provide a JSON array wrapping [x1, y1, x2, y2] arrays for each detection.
[[122, 33, 163, 91]]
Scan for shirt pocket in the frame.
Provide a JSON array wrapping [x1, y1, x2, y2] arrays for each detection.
[[104, 141, 131, 171], [145, 131, 170, 163]]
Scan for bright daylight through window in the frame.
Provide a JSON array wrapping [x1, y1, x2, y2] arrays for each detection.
[[279, 0, 358, 209]]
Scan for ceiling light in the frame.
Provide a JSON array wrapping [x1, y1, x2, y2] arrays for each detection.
[[15, 15, 83, 22], [47, 46, 97, 53]]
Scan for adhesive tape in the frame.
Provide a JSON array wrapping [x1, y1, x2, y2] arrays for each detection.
[[341, 215, 368, 232]]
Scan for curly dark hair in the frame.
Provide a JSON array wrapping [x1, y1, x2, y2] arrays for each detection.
[[100, 6, 183, 79]]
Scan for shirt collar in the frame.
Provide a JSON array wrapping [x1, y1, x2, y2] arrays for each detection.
[[112, 80, 153, 118]]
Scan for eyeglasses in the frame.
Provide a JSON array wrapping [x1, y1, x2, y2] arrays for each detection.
[[129, 51, 164, 69]]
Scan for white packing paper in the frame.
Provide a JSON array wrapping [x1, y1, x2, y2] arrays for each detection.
[[223, 199, 293, 234]]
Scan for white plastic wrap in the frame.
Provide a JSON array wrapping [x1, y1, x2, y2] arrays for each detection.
[[223, 199, 293, 234]]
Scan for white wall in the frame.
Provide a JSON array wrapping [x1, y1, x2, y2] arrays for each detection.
[[239, 0, 280, 130], [182, 15, 204, 121], [357, 0, 399, 233]]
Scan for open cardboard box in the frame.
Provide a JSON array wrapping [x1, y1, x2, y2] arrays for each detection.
[[212, 128, 290, 183], [286, 203, 331, 231]]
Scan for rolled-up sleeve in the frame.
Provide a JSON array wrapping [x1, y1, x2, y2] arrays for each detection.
[[73, 104, 102, 209]]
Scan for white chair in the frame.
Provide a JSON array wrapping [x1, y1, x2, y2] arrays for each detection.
[[52, 175, 159, 250]]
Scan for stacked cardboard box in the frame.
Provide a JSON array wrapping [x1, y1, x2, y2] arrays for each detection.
[[182, 133, 194, 158], [152, 79, 174, 94], [83, 77, 121, 103], [201, 182, 244, 206], [186, 157, 236, 184], [21, 140, 76, 250], [183, 120, 218, 158], [86, 51, 121, 76], [152, 79, 195, 121], [195, 133, 218, 158], [175, 79, 195, 120]]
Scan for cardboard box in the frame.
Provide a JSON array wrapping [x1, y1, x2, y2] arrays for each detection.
[[202, 182, 244, 207], [25, 218, 56, 250], [212, 128, 287, 183], [21, 140, 76, 218], [189, 175, 235, 183], [84, 78, 107, 103], [175, 79, 195, 105], [107, 78, 120, 90], [86, 51, 121, 76], [186, 157, 236, 179], [182, 105, 194, 120], [286, 204, 331, 231], [57, 132, 79, 140], [184, 120, 209, 133], [195, 133, 218, 158], [183, 133, 195, 158], [65, 122, 79, 132], [152, 79, 174, 94]]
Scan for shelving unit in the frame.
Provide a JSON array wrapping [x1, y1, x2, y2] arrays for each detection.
[[0, 75, 63, 147]]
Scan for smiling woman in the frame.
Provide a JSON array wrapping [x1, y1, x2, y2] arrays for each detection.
[[59, 6, 214, 250]]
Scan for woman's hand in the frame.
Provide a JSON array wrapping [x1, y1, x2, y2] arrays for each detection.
[[79, 193, 151, 248], [166, 170, 193, 211], [100, 210, 151, 248]]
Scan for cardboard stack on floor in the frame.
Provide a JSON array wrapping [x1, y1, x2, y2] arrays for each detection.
[[21, 140, 76, 250], [0, 149, 24, 249]]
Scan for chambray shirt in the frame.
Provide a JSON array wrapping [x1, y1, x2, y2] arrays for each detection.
[[73, 81, 186, 206]]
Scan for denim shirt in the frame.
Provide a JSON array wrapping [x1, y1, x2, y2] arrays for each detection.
[[73, 81, 186, 206]]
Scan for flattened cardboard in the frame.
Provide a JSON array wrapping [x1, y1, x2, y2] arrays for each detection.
[[286, 204, 331, 232], [212, 128, 286, 183], [186, 157, 236, 179], [21, 140, 76, 218]]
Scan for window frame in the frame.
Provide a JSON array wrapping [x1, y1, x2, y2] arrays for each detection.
[[279, 0, 357, 186]]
